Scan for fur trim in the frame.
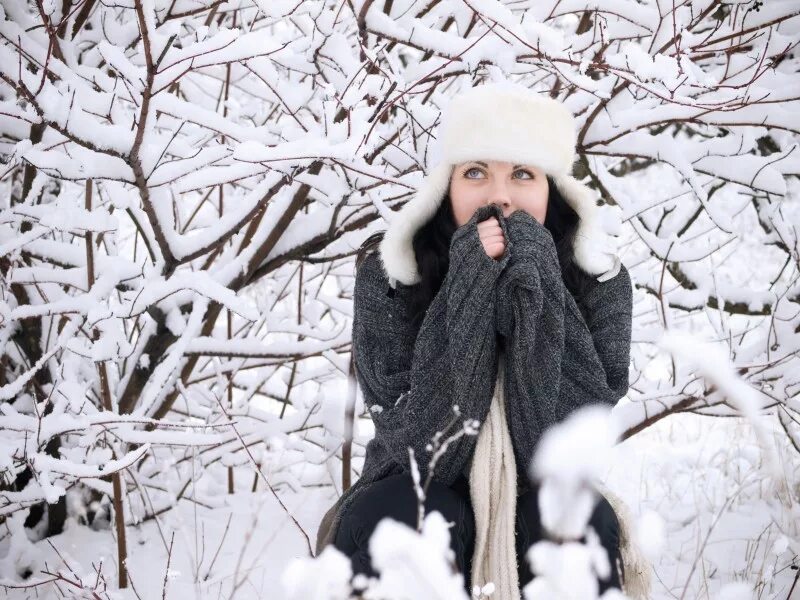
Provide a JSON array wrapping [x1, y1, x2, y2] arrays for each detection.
[[436, 82, 577, 177], [552, 175, 622, 283], [378, 162, 453, 288]]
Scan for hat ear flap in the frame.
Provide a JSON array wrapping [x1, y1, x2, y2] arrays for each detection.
[[552, 175, 622, 282], [379, 163, 454, 288]]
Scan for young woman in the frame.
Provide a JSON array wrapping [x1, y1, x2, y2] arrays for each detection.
[[315, 82, 635, 598]]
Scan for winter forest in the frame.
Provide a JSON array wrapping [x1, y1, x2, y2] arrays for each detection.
[[0, 0, 798, 598]]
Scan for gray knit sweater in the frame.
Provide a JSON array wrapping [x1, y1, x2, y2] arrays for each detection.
[[315, 203, 632, 556]]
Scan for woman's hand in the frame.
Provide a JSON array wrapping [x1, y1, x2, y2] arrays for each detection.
[[449, 203, 510, 274], [477, 215, 507, 260]]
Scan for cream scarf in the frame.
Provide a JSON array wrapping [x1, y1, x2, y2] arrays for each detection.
[[466, 349, 653, 600], [468, 349, 520, 600]]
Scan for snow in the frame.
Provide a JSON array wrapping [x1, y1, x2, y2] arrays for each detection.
[[2, 0, 799, 598], [365, 511, 470, 599], [523, 537, 612, 599], [532, 405, 617, 540], [1, 412, 794, 598], [282, 545, 353, 599]]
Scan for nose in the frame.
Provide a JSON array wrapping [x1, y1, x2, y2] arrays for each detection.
[[487, 180, 514, 217]]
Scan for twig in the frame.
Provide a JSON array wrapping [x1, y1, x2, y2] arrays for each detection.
[[202, 512, 234, 581], [202, 385, 313, 554], [162, 531, 176, 600], [678, 471, 759, 600]]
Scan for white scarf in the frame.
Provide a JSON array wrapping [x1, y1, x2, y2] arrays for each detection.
[[468, 349, 520, 600], [466, 350, 653, 600]]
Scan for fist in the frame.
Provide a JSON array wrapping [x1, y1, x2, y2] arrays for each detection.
[[477, 216, 507, 260]]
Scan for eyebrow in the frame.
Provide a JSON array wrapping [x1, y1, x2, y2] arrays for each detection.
[[472, 161, 527, 169]]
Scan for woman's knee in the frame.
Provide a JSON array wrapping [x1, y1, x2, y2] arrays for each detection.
[[515, 483, 543, 542], [516, 486, 620, 543], [336, 473, 473, 549], [515, 486, 624, 588], [590, 496, 625, 589], [589, 495, 621, 545]]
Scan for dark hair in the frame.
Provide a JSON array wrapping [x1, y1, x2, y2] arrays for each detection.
[[355, 176, 594, 329]]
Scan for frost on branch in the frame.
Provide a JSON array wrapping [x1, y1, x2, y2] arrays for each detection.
[[0, 0, 797, 596]]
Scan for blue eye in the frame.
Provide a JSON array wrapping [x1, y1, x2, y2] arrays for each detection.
[[514, 169, 534, 179], [464, 167, 482, 178]]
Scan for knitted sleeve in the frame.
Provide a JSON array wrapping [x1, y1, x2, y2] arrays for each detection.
[[353, 203, 510, 485], [575, 264, 633, 399], [493, 210, 632, 461], [492, 210, 566, 451]]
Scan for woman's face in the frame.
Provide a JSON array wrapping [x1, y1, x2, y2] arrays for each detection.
[[449, 160, 549, 227]]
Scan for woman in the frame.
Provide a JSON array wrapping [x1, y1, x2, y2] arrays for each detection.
[[315, 82, 634, 598]]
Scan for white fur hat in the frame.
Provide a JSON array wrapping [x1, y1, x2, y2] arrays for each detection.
[[378, 81, 622, 288]]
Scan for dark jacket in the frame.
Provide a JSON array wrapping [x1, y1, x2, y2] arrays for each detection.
[[315, 203, 633, 555]]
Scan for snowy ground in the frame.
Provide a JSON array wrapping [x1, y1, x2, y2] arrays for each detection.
[[2, 411, 797, 599]]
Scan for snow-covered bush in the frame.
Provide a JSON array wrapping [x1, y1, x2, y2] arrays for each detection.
[[1, 0, 798, 596]]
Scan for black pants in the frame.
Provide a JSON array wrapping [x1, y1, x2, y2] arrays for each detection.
[[333, 473, 624, 596]]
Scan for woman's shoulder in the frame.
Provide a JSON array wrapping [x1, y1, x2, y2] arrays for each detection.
[[572, 262, 633, 329], [597, 261, 632, 299], [356, 251, 427, 338], [355, 231, 384, 271], [354, 230, 425, 302], [575, 260, 632, 296], [354, 250, 419, 336], [356, 250, 390, 290], [355, 250, 417, 307], [354, 233, 396, 290]]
